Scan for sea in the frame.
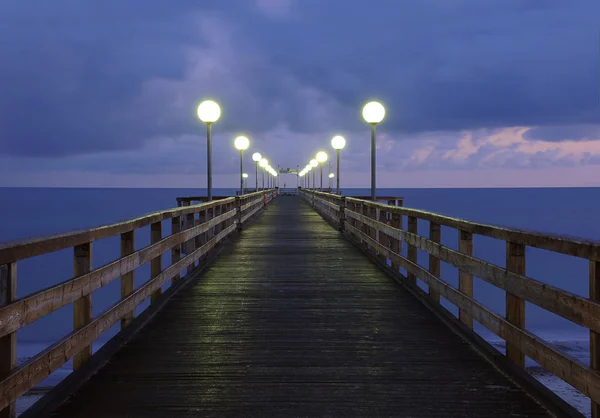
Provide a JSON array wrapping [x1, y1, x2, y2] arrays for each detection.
[[1, 186, 597, 416]]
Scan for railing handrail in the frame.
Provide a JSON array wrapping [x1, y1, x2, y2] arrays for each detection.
[[344, 196, 600, 260], [0, 197, 235, 265]]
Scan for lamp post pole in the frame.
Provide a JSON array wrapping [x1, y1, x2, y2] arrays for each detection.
[[206, 122, 213, 201], [336, 149, 340, 194]]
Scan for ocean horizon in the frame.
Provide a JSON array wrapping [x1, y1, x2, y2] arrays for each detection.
[[2, 186, 598, 416]]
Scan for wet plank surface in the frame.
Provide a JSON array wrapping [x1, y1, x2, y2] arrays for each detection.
[[48, 196, 551, 417]]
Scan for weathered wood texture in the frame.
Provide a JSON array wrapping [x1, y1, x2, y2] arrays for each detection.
[[47, 197, 551, 417]]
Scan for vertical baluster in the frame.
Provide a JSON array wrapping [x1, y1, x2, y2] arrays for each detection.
[[407, 216, 418, 285], [73, 242, 92, 370], [150, 222, 162, 304], [458, 230, 474, 329], [0, 263, 16, 418], [506, 241, 526, 367], [377, 207, 387, 264], [120, 231, 135, 329], [429, 222, 441, 303], [388, 203, 401, 274], [171, 216, 181, 282]]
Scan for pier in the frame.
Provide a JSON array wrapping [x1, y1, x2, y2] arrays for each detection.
[[1, 190, 599, 417]]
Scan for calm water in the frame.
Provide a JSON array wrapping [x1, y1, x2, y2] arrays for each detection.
[[2, 187, 597, 415]]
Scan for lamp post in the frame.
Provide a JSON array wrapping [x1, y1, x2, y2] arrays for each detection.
[[329, 173, 334, 189], [259, 158, 268, 189], [242, 173, 248, 192], [197, 100, 221, 201], [310, 159, 318, 190], [331, 135, 346, 195], [362, 101, 385, 201], [316, 151, 328, 191], [252, 152, 262, 192], [234, 136, 250, 196]]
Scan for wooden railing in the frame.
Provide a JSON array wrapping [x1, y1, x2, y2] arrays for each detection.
[[0, 190, 276, 416], [301, 189, 600, 416]]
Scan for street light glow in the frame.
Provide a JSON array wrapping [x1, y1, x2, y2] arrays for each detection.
[[252, 152, 262, 162], [197, 100, 221, 123], [316, 151, 328, 163], [329, 173, 334, 178], [242, 173, 248, 178], [234, 135, 250, 150], [331, 135, 346, 150], [310, 159, 318, 168], [260, 158, 268, 168], [362, 101, 385, 124]]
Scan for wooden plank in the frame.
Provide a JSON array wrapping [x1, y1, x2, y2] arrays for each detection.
[[506, 242, 526, 367], [345, 197, 600, 261], [344, 208, 600, 334], [150, 222, 162, 304], [407, 216, 418, 285], [0, 198, 235, 265], [171, 216, 181, 282], [0, 264, 16, 418], [458, 230, 474, 329], [120, 231, 135, 329], [344, 221, 600, 404], [73, 243, 92, 370], [0, 210, 236, 339], [0, 223, 237, 410], [429, 222, 441, 303], [591, 260, 600, 418]]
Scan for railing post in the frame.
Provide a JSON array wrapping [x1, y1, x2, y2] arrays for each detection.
[[591, 259, 600, 418], [73, 242, 92, 370], [183, 201, 194, 255], [0, 263, 16, 418], [150, 222, 162, 304], [377, 207, 387, 264], [506, 241, 526, 367], [171, 216, 181, 282], [407, 216, 418, 285], [236, 197, 242, 231], [429, 222, 441, 303], [387, 200, 401, 274], [120, 231, 135, 329], [338, 197, 345, 231], [458, 230, 474, 329]]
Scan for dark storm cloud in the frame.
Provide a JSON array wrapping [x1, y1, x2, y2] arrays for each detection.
[[0, 0, 598, 160]]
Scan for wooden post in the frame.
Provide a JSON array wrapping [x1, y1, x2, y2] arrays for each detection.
[[185, 204, 194, 256], [171, 216, 181, 282], [0, 263, 16, 418], [591, 259, 600, 418], [120, 231, 135, 329], [235, 197, 242, 231], [407, 216, 418, 285], [150, 222, 162, 304], [429, 222, 441, 303], [377, 208, 387, 264], [73, 242, 92, 370], [506, 241, 526, 367], [458, 230, 474, 329]]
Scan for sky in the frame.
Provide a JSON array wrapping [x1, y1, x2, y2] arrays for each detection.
[[0, 0, 599, 188]]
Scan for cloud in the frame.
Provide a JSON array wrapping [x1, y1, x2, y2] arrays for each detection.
[[0, 0, 599, 186]]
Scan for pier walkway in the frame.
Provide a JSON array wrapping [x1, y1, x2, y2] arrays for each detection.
[[1, 190, 598, 417]]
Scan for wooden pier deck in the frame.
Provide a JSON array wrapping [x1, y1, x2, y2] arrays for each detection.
[[38, 197, 551, 417]]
